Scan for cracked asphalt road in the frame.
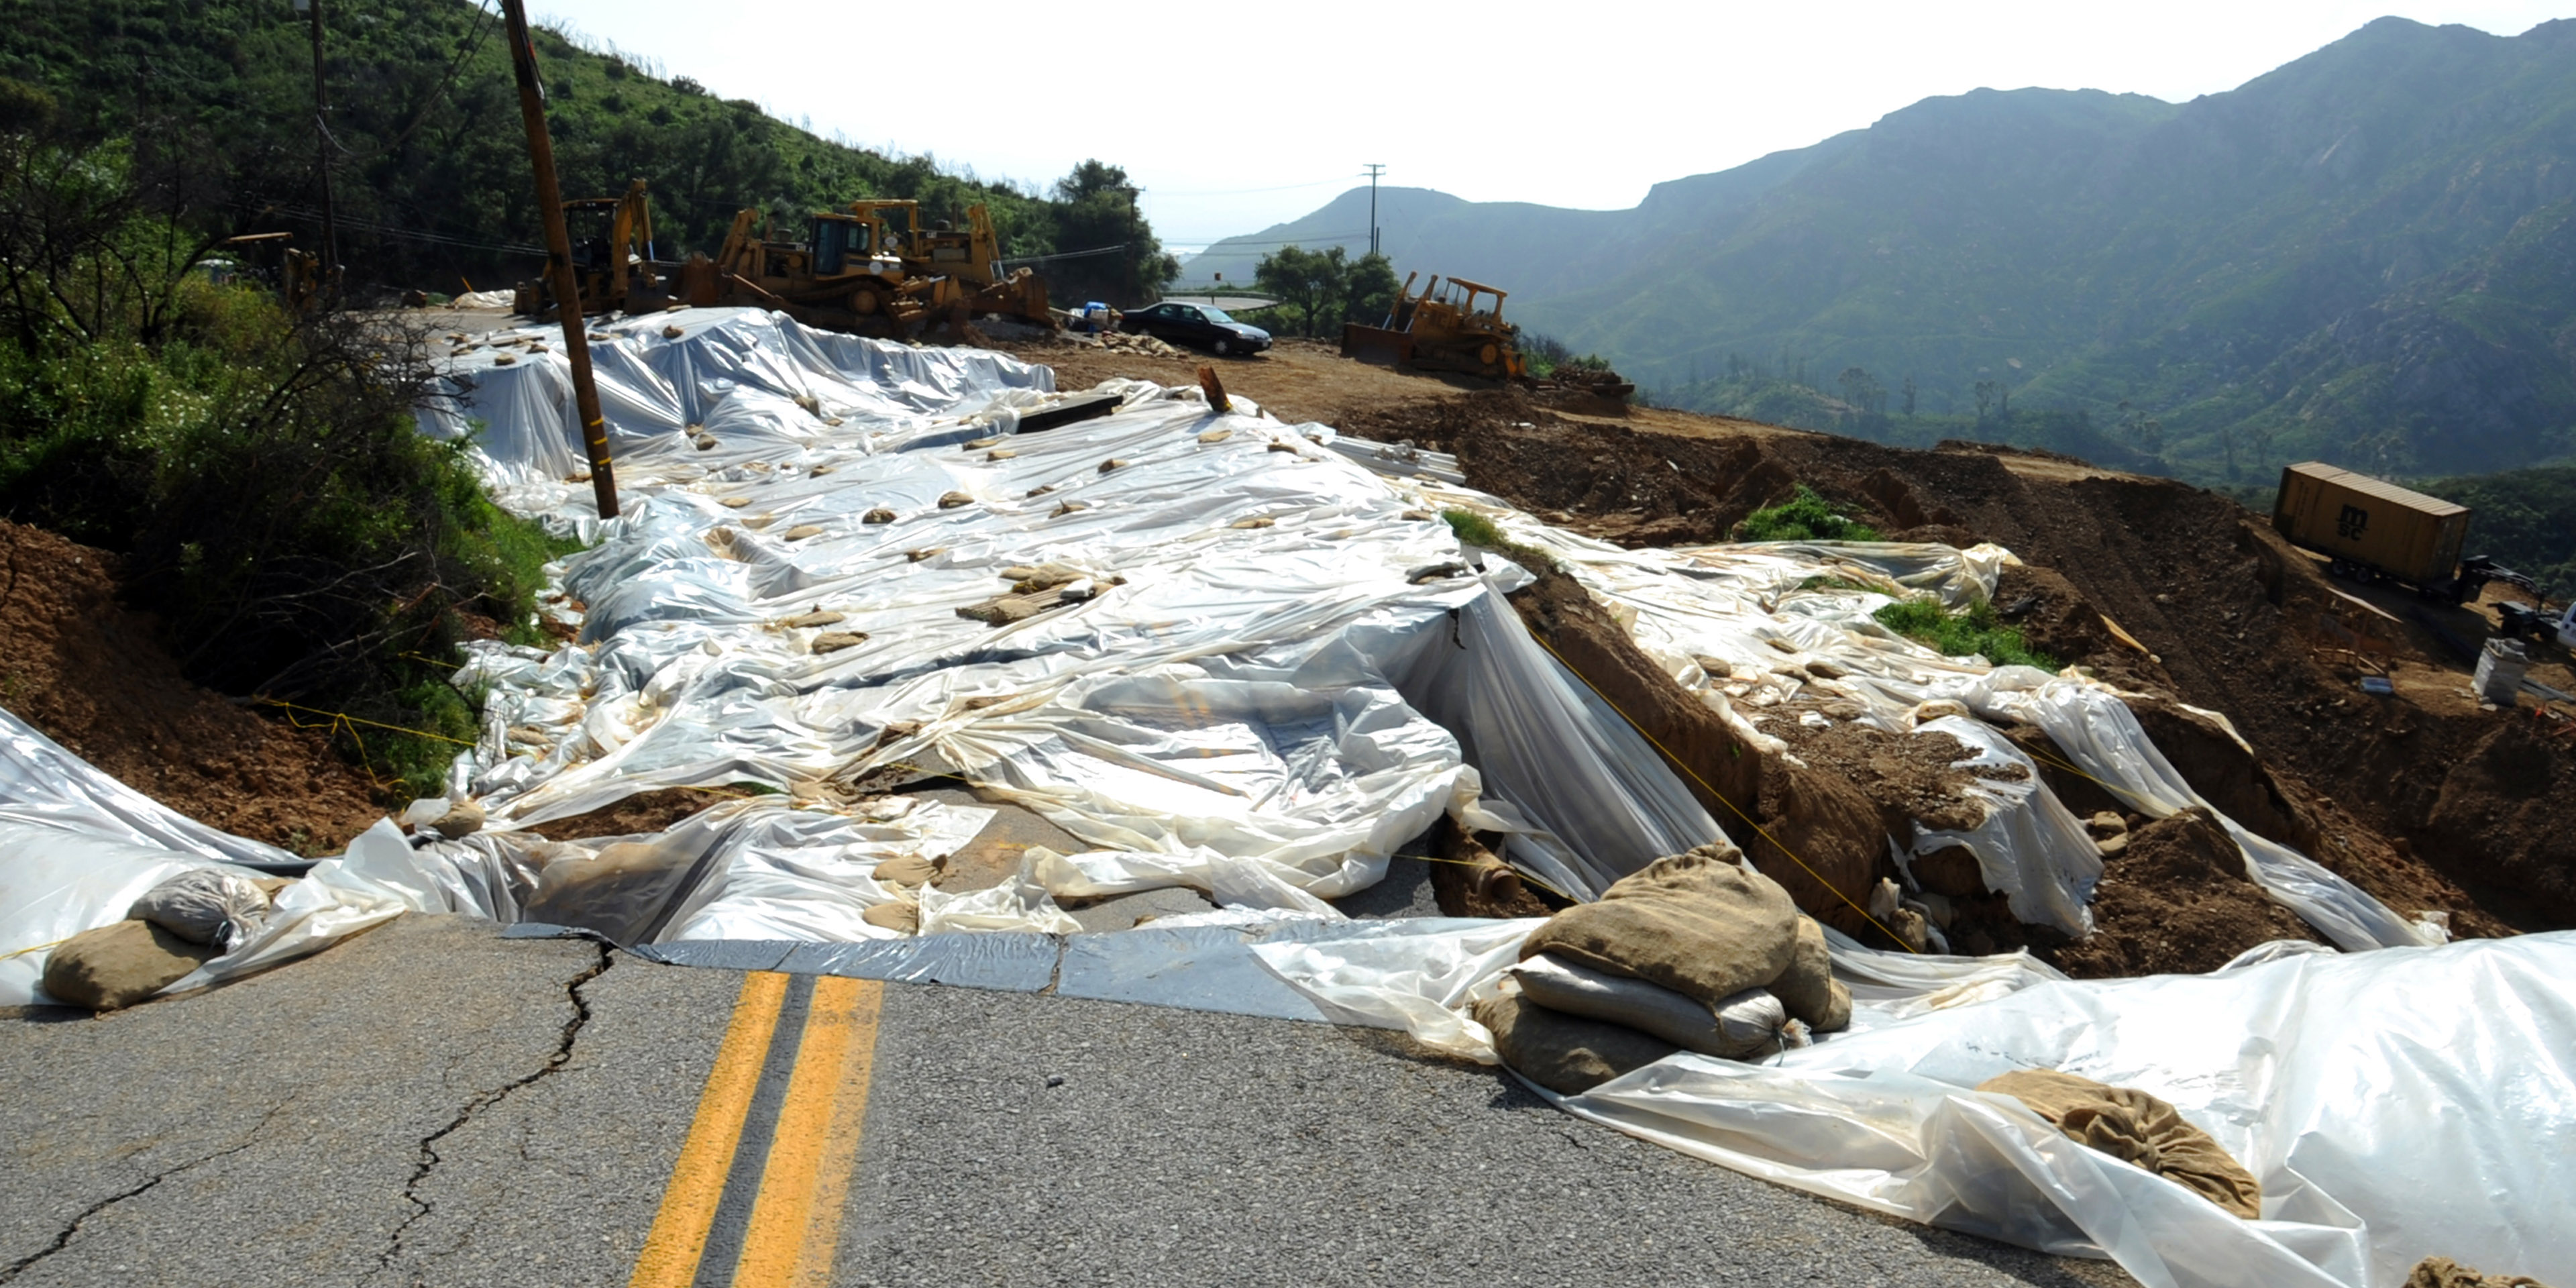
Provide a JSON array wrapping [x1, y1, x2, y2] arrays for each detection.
[[0, 915, 2134, 1287]]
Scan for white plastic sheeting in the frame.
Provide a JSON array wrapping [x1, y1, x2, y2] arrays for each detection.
[[0, 709, 411, 1006], [1254, 916, 2576, 1288], [413, 308, 1738, 938], [1413, 498, 2432, 950]]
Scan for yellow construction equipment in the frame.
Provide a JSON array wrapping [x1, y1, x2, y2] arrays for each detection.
[[215, 232, 325, 313], [703, 200, 1051, 337], [513, 179, 671, 317], [1342, 272, 1526, 382]]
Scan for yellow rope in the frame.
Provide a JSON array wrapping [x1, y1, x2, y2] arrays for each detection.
[[1523, 631, 1923, 953], [0, 936, 69, 963], [255, 699, 476, 746]]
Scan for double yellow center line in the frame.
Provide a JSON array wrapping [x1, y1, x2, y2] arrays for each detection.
[[630, 971, 884, 1288]]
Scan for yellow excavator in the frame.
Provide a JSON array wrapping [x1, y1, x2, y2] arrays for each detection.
[[513, 179, 672, 318], [1342, 272, 1527, 382], [704, 199, 1051, 336]]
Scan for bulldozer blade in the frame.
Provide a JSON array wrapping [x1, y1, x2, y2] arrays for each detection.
[[1342, 323, 1412, 367]]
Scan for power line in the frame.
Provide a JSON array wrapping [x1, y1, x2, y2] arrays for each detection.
[[1168, 229, 1372, 250], [1141, 176, 1356, 197], [998, 243, 1128, 267]]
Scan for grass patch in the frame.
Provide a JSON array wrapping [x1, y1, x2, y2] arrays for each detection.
[[1441, 507, 1556, 572], [1872, 598, 2059, 671], [1735, 485, 1882, 542]]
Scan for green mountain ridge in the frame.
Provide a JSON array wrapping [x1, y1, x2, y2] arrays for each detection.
[[1192, 17, 2576, 485]]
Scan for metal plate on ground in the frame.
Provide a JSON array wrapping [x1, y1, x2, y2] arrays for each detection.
[[1055, 925, 1330, 1022], [778, 933, 1061, 992]]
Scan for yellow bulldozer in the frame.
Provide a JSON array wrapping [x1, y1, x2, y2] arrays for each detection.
[[704, 199, 1052, 337], [1341, 272, 1526, 382], [511, 186, 1052, 337]]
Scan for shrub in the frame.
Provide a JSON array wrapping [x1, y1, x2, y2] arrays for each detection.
[[1735, 485, 1882, 542], [0, 134, 573, 796], [1872, 598, 2059, 671]]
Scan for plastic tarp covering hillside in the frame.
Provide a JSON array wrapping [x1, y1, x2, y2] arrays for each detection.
[[1405, 502, 2434, 951], [405, 307, 1728, 939], [1256, 920, 2576, 1288]]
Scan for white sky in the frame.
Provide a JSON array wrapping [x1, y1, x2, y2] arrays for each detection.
[[530, 1, 2573, 250]]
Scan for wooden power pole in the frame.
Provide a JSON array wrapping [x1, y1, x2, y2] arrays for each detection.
[[293, 0, 337, 297], [499, 0, 619, 519]]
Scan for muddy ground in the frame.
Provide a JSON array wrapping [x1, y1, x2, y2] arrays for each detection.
[[0, 522, 383, 854]]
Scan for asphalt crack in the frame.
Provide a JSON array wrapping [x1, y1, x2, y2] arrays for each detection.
[[370, 942, 612, 1281], [0, 1097, 296, 1284]]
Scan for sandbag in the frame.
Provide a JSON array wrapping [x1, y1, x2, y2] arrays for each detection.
[[1510, 953, 1791, 1059], [1473, 991, 1677, 1095], [1976, 1068, 2262, 1220], [1518, 845, 1800, 1008], [127, 868, 272, 953], [1767, 916, 1854, 1033], [2406, 1256, 2551, 1287], [40, 919, 219, 1011]]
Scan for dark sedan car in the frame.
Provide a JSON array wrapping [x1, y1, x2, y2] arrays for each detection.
[[1120, 302, 1271, 356]]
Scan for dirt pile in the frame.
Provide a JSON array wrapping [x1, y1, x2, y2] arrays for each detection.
[[0, 521, 381, 854], [2047, 810, 2324, 977], [1356, 388, 2541, 966]]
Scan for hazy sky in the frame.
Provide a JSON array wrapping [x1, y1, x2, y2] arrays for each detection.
[[529, 1, 2571, 250]]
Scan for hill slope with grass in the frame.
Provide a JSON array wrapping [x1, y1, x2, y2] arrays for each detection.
[[1, 0, 1175, 302]]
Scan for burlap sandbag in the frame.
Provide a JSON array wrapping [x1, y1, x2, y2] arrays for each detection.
[[41, 919, 219, 1011], [1766, 916, 1853, 1033], [1519, 845, 1800, 1008], [1511, 953, 1793, 1059], [2406, 1256, 2551, 1287], [1977, 1069, 2261, 1220], [1473, 992, 1677, 1095]]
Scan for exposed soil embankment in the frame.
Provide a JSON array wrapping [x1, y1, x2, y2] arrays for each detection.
[[0, 522, 382, 854], [1379, 391, 2534, 967]]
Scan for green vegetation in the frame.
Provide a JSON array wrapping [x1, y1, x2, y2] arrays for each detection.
[[1735, 486, 1882, 543], [1440, 508, 1553, 572], [2426, 467, 2576, 601], [1244, 246, 1401, 339], [1521, 333, 1613, 382], [1872, 599, 2059, 672], [0, 117, 569, 797], [0, 0, 1175, 303]]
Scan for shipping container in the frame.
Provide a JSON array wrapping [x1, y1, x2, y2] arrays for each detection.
[[2271, 462, 2472, 594]]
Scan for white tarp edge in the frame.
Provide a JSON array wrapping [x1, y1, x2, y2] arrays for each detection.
[[1253, 918, 2576, 1288]]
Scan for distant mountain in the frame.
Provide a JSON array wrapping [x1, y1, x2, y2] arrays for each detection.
[[1193, 17, 2576, 484]]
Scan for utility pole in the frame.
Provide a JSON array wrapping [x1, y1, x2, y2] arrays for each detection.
[[1362, 163, 1386, 258], [295, 0, 338, 295], [500, 0, 620, 519]]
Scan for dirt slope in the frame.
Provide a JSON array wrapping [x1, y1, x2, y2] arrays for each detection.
[[0, 522, 382, 854], [1345, 389, 2537, 962]]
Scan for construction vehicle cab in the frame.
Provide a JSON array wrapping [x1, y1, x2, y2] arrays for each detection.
[[1342, 272, 1526, 382], [515, 180, 673, 317]]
